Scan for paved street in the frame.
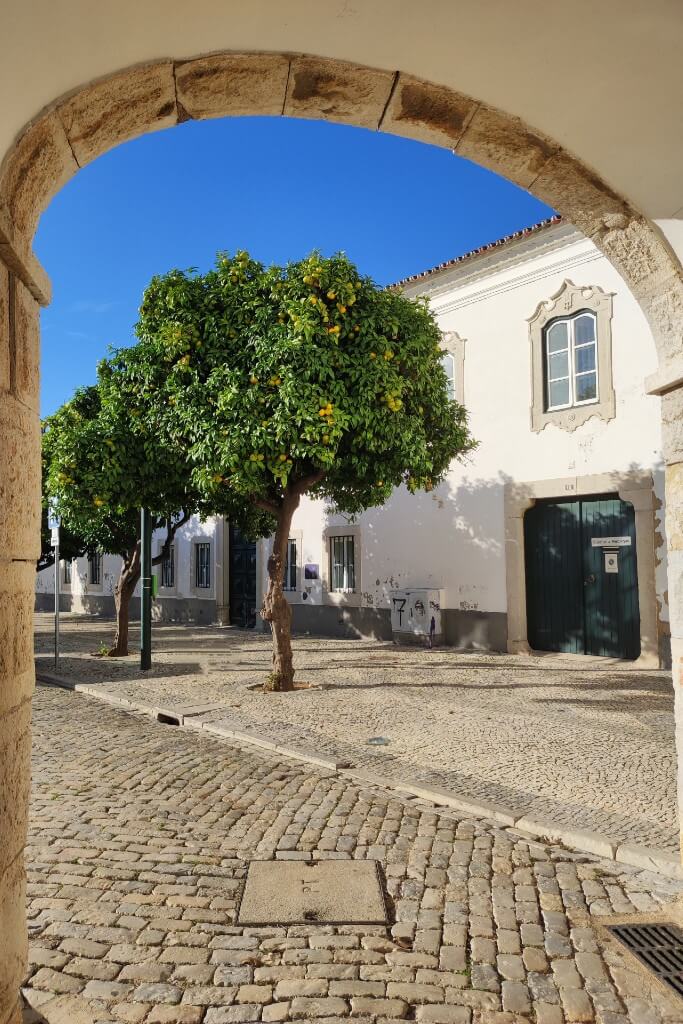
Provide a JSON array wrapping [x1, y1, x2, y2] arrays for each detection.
[[34, 616, 678, 852], [25, 682, 683, 1023]]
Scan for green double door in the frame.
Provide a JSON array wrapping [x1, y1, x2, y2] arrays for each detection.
[[229, 525, 257, 628], [524, 495, 640, 660]]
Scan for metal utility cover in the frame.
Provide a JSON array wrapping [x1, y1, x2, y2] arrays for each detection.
[[607, 922, 683, 999], [237, 860, 388, 925]]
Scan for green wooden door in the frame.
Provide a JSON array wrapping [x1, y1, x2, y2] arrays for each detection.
[[524, 495, 640, 660], [229, 525, 257, 628]]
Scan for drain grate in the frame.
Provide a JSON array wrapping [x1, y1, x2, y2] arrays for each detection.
[[608, 922, 683, 998]]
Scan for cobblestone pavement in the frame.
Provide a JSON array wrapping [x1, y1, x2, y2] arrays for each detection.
[[25, 683, 683, 1024], [34, 615, 677, 852]]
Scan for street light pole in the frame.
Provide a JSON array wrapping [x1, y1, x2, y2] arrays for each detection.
[[140, 508, 152, 670], [54, 534, 60, 670]]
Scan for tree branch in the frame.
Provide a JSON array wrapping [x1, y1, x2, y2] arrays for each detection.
[[290, 469, 326, 498], [151, 510, 192, 566], [254, 497, 281, 517]]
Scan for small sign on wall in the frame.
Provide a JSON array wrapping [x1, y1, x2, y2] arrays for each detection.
[[604, 551, 619, 574], [591, 536, 631, 547]]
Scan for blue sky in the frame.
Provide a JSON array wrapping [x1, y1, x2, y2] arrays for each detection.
[[35, 116, 553, 417]]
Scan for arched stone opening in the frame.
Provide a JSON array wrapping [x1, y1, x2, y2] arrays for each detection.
[[1, 52, 682, 1023]]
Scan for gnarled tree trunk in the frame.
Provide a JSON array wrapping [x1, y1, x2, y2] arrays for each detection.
[[108, 547, 140, 657], [261, 491, 299, 691]]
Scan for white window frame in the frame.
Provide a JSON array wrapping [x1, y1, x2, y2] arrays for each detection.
[[160, 543, 175, 590], [441, 352, 456, 401], [330, 534, 356, 593], [544, 311, 598, 412], [63, 560, 71, 585], [88, 551, 102, 588], [322, 525, 361, 608], [283, 538, 297, 592], [194, 541, 211, 590], [440, 331, 466, 405]]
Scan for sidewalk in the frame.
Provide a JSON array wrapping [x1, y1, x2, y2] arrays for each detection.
[[34, 615, 678, 859]]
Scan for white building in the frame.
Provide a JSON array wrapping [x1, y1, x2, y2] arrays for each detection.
[[36, 217, 669, 666]]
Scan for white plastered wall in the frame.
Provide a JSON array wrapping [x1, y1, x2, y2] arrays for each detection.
[[286, 224, 667, 633], [35, 514, 221, 607]]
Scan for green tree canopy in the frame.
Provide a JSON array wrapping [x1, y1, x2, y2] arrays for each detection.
[[43, 365, 271, 655], [121, 250, 475, 687], [38, 439, 92, 572]]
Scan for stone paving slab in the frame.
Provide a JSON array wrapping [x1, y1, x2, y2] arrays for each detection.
[[24, 684, 683, 1024], [237, 861, 388, 925], [34, 615, 678, 852]]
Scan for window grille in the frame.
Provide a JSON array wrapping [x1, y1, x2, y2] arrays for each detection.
[[88, 552, 102, 586], [161, 544, 175, 588], [195, 542, 211, 589], [330, 535, 355, 592], [283, 538, 297, 591]]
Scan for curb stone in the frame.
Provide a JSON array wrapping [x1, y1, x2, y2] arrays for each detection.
[[35, 667, 683, 880]]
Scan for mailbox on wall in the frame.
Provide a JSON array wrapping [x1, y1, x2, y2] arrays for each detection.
[[390, 588, 443, 646]]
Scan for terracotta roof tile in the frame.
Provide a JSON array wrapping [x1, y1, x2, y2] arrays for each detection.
[[389, 215, 562, 289]]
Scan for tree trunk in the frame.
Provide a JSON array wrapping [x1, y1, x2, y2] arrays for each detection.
[[108, 548, 140, 657], [261, 491, 299, 692], [106, 514, 188, 658]]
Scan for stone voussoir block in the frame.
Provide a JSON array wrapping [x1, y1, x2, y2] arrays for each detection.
[[528, 149, 631, 238], [455, 102, 557, 189], [175, 53, 290, 120], [380, 73, 478, 149], [0, 109, 78, 240], [57, 62, 178, 168], [285, 56, 395, 130], [593, 214, 683, 300]]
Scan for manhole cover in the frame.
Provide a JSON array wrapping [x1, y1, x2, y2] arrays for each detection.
[[608, 922, 683, 999], [237, 860, 389, 925]]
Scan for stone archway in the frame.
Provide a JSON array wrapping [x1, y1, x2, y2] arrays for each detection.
[[1, 52, 683, 1023]]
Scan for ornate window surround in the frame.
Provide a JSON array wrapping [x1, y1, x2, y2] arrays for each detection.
[[528, 279, 615, 433], [441, 331, 466, 406]]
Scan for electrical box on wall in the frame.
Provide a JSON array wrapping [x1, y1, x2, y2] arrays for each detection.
[[391, 588, 443, 645]]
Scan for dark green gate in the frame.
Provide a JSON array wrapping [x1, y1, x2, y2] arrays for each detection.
[[229, 524, 257, 628], [524, 494, 640, 660]]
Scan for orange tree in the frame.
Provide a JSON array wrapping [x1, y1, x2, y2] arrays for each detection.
[[43, 368, 270, 656], [128, 250, 475, 689]]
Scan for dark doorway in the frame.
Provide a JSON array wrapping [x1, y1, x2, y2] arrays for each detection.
[[524, 494, 640, 660], [229, 525, 257, 628]]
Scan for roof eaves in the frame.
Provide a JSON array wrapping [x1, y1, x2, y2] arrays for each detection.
[[388, 215, 563, 290]]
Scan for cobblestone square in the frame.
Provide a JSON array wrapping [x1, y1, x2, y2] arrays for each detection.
[[24, 677, 683, 1023], [34, 616, 678, 852]]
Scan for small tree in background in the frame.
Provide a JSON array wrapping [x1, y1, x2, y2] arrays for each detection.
[[43, 367, 273, 656], [128, 250, 475, 690], [38, 442, 91, 572]]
